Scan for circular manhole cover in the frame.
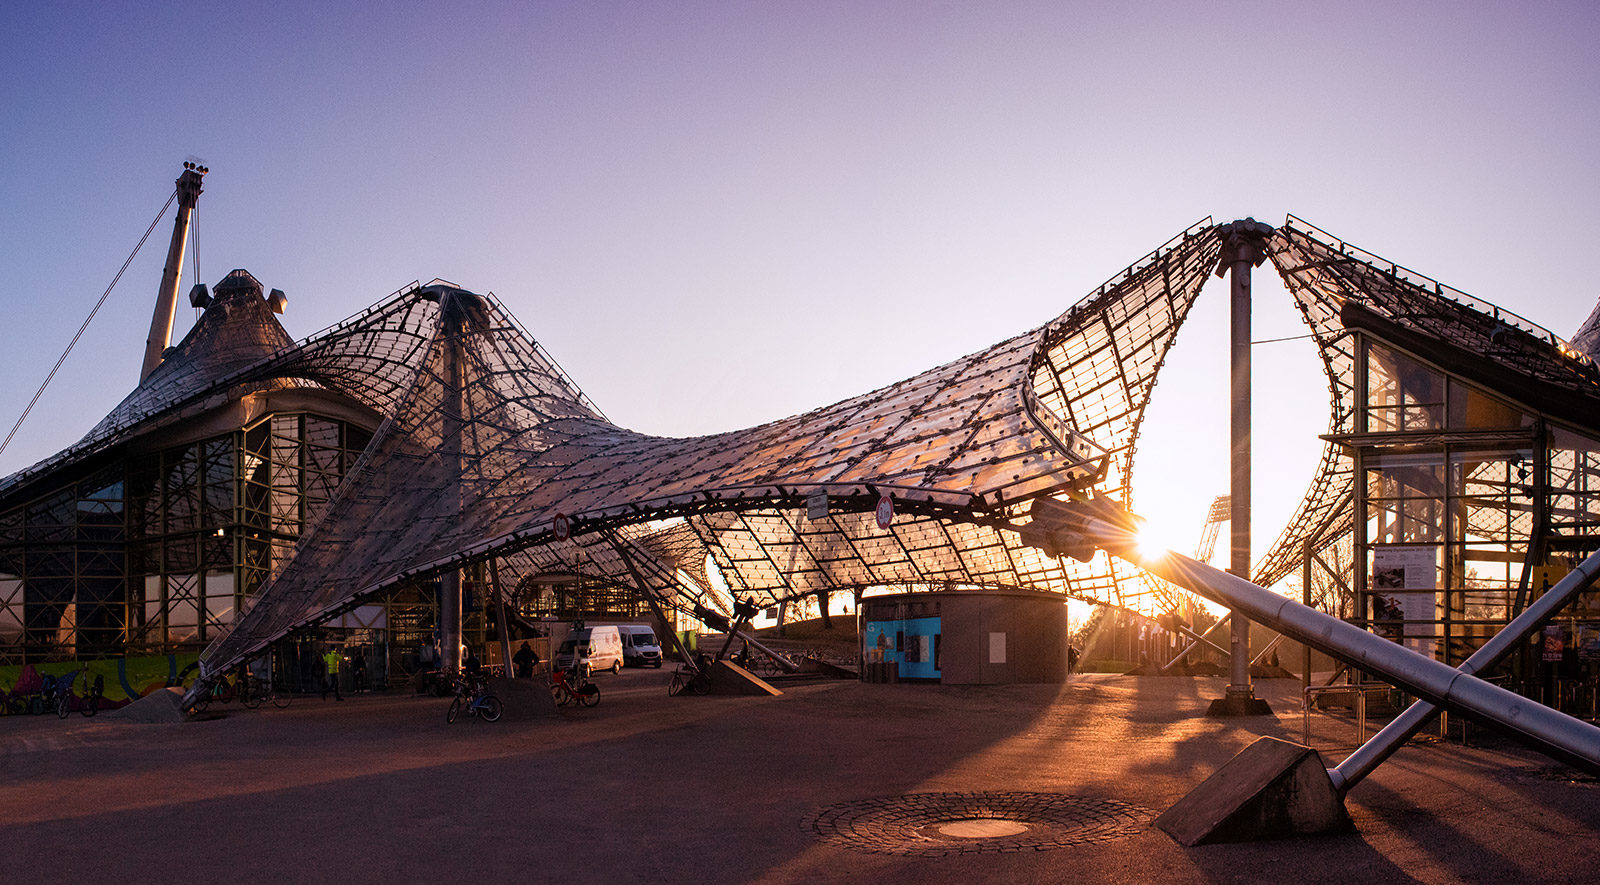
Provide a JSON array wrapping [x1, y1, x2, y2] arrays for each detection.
[[804, 791, 1151, 856]]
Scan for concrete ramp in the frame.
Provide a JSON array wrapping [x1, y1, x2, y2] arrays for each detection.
[[105, 686, 189, 724], [489, 677, 560, 719], [709, 661, 782, 696], [797, 657, 858, 679], [1155, 736, 1351, 845]]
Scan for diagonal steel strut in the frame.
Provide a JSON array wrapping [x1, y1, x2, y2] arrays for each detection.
[[1024, 497, 1600, 778]]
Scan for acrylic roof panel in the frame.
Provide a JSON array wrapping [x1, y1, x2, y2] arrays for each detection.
[[1571, 298, 1600, 360], [196, 221, 1221, 676]]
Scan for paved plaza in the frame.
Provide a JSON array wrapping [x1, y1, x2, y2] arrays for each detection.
[[2, 671, 1596, 884]]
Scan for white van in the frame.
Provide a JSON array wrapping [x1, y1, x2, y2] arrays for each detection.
[[555, 626, 624, 676], [615, 624, 663, 668]]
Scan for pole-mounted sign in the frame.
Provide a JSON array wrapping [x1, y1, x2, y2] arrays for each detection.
[[553, 512, 570, 541]]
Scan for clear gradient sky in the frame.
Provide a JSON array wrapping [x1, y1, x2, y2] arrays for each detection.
[[4, 2, 1598, 570]]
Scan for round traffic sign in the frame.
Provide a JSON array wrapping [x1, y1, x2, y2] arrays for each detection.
[[875, 494, 894, 529], [553, 512, 570, 541]]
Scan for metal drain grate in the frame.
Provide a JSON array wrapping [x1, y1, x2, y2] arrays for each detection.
[[804, 791, 1151, 856]]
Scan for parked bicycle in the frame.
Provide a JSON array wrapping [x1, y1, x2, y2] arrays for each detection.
[[447, 674, 503, 723], [743, 650, 797, 679], [237, 672, 292, 709], [549, 664, 599, 707], [189, 670, 244, 713], [69, 673, 104, 718], [53, 670, 80, 719], [667, 655, 712, 697]]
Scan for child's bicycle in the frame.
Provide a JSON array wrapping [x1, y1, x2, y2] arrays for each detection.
[[549, 664, 599, 707], [447, 675, 503, 723]]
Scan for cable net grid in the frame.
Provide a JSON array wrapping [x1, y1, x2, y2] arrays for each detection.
[[1255, 216, 1600, 589], [155, 223, 1225, 677]]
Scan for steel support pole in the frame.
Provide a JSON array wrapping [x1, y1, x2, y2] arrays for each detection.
[[1303, 540, 1314, 694], [1328, 546, 1600, 792], [491, 559, 514, 677], [733, 629, 800, 673], [439, 571, 462, 673], [438, 293, 467, 675], [604, 532, 697, 668], [1213, 219, 1274, 715], [1159, 630, 1208, 673], [1162, 612, 1233, 671], [1175, 622, 1231, 659], [1249, 633, 1285, 667], [1229, 239, 1252, 699]]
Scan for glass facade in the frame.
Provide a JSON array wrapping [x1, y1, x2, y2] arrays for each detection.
[[1353, 336, 1600, 712], [0, 465, 126, 662], [0, 411, 373, 664]]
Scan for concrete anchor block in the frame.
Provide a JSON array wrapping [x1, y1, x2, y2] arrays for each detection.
[[1207, 694, 1274, 716], [799, 657, 859, 680], [708, 660, 783, 696], [1155, 736, 1352, 845], [488, 676, 560, 719]]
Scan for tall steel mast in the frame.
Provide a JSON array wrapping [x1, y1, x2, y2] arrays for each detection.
[[140, 162, 206, 382]]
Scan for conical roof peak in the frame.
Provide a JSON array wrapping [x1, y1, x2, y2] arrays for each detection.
[[212, 268, 264, 299]]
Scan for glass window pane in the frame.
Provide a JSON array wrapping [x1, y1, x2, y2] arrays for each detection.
[[204, 570, 234, 629], [1448, 379, 1525, 430], [1365, 341, 1444, 432], [163, 447, 201, 533], [0, 577, 22, 644]]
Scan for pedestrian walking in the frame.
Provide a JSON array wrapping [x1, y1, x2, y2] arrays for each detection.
[[513, 641, 538, 678], [322, 647, 345, 700]]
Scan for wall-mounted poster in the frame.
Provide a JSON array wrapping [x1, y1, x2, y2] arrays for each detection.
[[1372, 546, 1437, 657], [863, 616, 942, 679], [1577, 625, 1600, 663], [1543, 625, 1566, 663], [1372, 546, 1437, 591]]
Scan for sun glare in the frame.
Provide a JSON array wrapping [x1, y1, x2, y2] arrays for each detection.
[[1134, 520, 1184, 564]]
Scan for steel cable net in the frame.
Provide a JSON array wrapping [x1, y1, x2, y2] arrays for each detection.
[[1254, 216, 1600, 591], [0, 273, 300, 498], [0, 277, 450, 502], [185, 222, 1220, 680]]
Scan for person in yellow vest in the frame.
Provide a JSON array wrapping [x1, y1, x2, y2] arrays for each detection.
[[322, 647, 345, 701]]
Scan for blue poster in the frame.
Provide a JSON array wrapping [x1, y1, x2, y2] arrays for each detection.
[[865, 616, 941, 679]]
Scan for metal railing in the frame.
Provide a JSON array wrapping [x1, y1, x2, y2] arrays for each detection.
[[1303, 683, 1392, 750]]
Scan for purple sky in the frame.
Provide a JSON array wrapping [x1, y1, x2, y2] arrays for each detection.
[[4, 2, 1599, 567]]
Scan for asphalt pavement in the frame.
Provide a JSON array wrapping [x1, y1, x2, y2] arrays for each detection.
[[1, 669, 1595, 884]]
